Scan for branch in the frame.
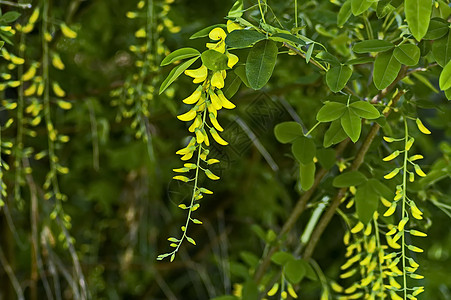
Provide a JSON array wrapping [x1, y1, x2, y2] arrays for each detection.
[[302, 89, 406, 260]]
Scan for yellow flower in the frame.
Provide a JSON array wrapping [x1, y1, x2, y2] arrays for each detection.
[[177, 109, 197, 121], [226, 52, 239, 68], [206, 28, 227, 53], [209, 91, 222, 110], [183, 86, 202, 104], [185, 65, 208, 83], [210, 128, 228, 145], [227, 20, 243, 33], [211, 71, 225, 89], [217, 90, 236, 109], [209, 113, 223, 131]]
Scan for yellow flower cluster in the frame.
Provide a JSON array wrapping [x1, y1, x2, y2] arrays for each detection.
[[176, 26, 238, 152]]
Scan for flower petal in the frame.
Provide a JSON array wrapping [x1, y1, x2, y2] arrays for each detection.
[[209, 27, 227, 41], [226, 52, 239, 68], [211, 71, 224, 89]]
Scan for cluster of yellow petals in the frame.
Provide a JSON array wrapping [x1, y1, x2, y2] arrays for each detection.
[[176, 21, 241, 152]]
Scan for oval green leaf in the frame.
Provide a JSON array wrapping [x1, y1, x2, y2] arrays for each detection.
[[323, 120, 347, 148], [423, 18, 449, 40], [201, 49, 229, 71], [292, 136, 316, 164], [405, 0, 432, 41], [333, 170, 367, 188], [326, 65, 353, 93], [432, 33, 451, 68], [351, 0, 373, 16], [316, 148, 336, 170], [299, 162, 315, 190], [341, 108, 362, 143], [274, 122, 304, 144], [225, 30, 266, 49], [373, 50, 401, 90], [393, 44, 420, 66], [285, 259, 306, 284], [353, 39, 394, 53], [159, 56, 199, 94], [246, 40, 278, 90], [349, 101, 380, 119], [338, 0, 352, 28], [439, 60, 451, 91], [160, 48, 200, 66], [317, 102, 347, 122], [355, 181, 379, 224]]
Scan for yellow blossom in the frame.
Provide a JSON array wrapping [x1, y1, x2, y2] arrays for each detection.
[[211, 71, 225, 88], [185, 65, 208, 83]]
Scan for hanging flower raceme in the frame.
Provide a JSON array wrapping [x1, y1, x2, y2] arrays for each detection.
[[158, 25, 240, 262]]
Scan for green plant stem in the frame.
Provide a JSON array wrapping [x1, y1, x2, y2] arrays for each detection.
[[305, 121, 320, 136], [374, 217, 385, 300], [294, 0, 298, 28], [401, 119, 408, 300], [172, 103, 208, 258], [258, 0, 266, 23]]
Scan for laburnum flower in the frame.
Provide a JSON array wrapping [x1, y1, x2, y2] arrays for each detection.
[[177, 25, 240, 149]]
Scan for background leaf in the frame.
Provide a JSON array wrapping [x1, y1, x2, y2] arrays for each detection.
[[274, 122, 304, 144], [405, 0, 432, 41], [292, 136, 316, 164], [246, 39, 278, 89], [373, 50, 401, 90]]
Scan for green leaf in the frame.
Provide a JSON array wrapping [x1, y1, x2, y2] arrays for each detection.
[[228, 0, 243, 18], [446, 88, 451, 100], [349, 101, 380, 119], [0, 11, 21, 23], [316, 51, 341, 65], [274, 122, 304, 144], [351, 0, 374, 16], [201, 50, 228, 71], [353, 40, 394, 53], [160, 48, 200, 66], [405, 0, 432, 41], [373, 50, 401, 90], [305, 43, 314, 63], [242, 280, 258, 300], [432, 33, 451, 68], [346, 56, 374, 65], [299, 162, 315, 190], [337, 0, 352, 27], [270, 33, 306, 46], [225, 30, 266, 49], [189, 24, 227, 39], [246, 40, 278, 90], [223, 71, 242, 98], [271, 251, 294, 266], [341, 108, 361, 143], [292, 136, 316, 164], [393, 44, 420, 66], [423, 18, 449, 40], [355, 181, 379, 224], [333, 171, 367, 187], [316, 148, 336, 170], [0, 41, 4, 51], [439, 60, 451, 91], [159, 57, 199, 94], [285, 259, 306, 284], [234, 65, 250, 87], [323, 120, 347, 148], [326, 65, 353, 93], [317, 102, 347, 122]]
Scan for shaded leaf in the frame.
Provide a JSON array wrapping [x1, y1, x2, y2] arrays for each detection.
[[373, 50, 401, 90], [292, 136, 316, 164], [349, 101, 380, 119], [341, 108, 362, 143], [333, 171, 367, 187], [299, 162, 315, 190], [159, 57, 199, 94], [353, 39, 394, 53], [246, 40, 278, 89], [274, 122, 304, 144], [326, 65, 352, 92], [393, 44, 420, 66], [225, 30, 266, 49]]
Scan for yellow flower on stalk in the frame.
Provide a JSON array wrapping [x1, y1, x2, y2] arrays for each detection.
[[211, 70, 226, 89], [177, 109, 197, 121], [226, 52, 239, 68], [217, 90, 235, 109], [182, 85, 202, 104], [185, 65, 208, 83], [227, 20, 243, 33], [207, 28, 227, 53]]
